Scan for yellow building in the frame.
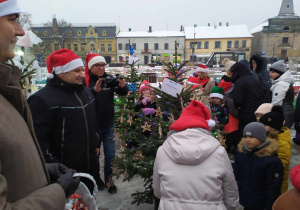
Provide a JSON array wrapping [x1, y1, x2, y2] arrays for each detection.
[[184, 23, 253, 65], [31, 17, 118, 64]]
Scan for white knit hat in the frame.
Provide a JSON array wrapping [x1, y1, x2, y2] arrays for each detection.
[[0, 0, 23, 18]]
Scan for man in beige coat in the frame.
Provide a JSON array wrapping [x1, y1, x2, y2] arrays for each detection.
[[0, 0, 79, 209]]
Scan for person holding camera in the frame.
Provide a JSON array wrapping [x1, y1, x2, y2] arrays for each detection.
[[28, 49, 101, 194], [83, 53, 128, 194]]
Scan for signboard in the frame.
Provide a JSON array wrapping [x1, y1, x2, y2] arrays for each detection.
[[262, 50, 266, 55], [161, 78, 183, 97]]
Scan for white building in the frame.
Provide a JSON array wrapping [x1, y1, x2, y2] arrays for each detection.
[[116, 27, 185, 65]]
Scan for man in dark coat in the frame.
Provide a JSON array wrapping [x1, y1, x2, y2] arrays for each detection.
[[28, 49, 100, 193], [83, 53, 129, 194], [229, 62, 264, 140], [250, 54, 271, 95], [0, 1, 79, 209]]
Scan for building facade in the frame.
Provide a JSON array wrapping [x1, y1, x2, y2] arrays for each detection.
[[116, 27, 185, 65], [185, 23, 253, 63], [251, 0, 300, 60], [30, 17, 118, 64]]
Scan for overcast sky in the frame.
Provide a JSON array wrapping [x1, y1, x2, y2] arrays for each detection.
[[18, 0, 300, 32]]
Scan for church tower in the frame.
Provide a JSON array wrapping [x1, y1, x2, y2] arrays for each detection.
[[278, 0, 295, 16]]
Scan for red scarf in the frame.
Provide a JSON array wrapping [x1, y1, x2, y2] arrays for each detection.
[[198, 78, 210, 87]]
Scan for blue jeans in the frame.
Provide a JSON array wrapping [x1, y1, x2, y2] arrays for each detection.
[[97, 124, 115, 182]]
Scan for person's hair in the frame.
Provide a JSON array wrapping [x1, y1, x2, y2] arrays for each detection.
[[267, 130, 279, 139], [199, 73, 210, 79], [226, 69, 231, 77]]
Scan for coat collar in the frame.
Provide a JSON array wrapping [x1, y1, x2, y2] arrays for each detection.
[[46, 74, 84, 92], [238, 137, 278, 157]]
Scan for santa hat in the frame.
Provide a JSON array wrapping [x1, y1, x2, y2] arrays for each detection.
[[169, 100, 215, 131], [290, 165, 300, 191], [218, 79, 233, 93], [46, 49, 84, 79], [195, 64, 209, 74], [140, 80, 152, 92], [210, 86, 224, 99], [0, 0, 23, 18], [84, 53, 106, 88]]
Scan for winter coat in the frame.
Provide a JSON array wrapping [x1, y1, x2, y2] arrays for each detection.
[[83, 72, 128, 129], [28, 75, 99, 173], [276, 127, 292, 194], [209, 103, 229, 127], [234, 138, 283, 210], [223, 94, 239, 133], [134, 97, 157, 112], [265, 70, 295, 128], [250, 55, 271, 95], [294, 93, 300, 131], [153, 128, 239, 210], [202, 78, 215, 96], [229, 66, 264, 124], [0, 64, 65, 209]]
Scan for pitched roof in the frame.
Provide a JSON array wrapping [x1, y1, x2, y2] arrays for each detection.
[[116, 31, 185, 38], [250, 21, 269, 34]]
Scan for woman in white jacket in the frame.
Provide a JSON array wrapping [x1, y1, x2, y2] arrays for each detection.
[[153, 100, 239, 210]]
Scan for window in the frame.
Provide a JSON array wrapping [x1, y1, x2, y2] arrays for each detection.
[[176, 42, 179, 48], [43, 31, 48, 36], [154, 43, 159, 50], [67, 44, 71, 50], [101, 44, 105, 51], [258, 39, 260, 45], [283, 26, 290, 31], [282, 37, 289, 43], [204, 41, 209, 49], [197, 42, 201, 49], [74, 44, 78, 51], [125, 43, 129, 50], [91, 44, 95, 51], [234, 41, 239, 48], [242, 40, 247, 48], [215, 41, 221, 49], [190, 42, 193, 49], [118, 43, 122, 50], [227, 41, 232, 48], [108, 44, 112, 51], [77, 30, 82, 36], [164, 43, 169, 50], [54, 44, 59, 51], [132, 43, 136, 50], [81, 44, 85, 51], [144, 43, 148, 50]]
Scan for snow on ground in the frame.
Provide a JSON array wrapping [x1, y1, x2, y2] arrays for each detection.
[[96, 129, 300, 210]]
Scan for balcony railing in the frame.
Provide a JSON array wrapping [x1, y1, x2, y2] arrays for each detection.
[[141, 49, 151, 54], [278, 43, 292, 48]]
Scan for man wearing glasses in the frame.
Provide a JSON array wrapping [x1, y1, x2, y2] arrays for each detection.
[[83, 53, 128, 194]]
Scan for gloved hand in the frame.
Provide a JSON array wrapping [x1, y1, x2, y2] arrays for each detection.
[[293, 132, 300, 145], [142, 108, 155, 115], [142, 98, 151, 105], [57, 169, 80, 198], [193, 72, 197, 77], [46, 163, 69, 181]]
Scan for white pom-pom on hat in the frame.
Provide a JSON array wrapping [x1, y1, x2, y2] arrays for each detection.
[[207, 119, 216, 128], [46, 73, 54, 79]]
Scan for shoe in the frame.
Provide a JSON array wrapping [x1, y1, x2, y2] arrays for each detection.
[[106, 179, 117, 194], [97, 178, 105, 191]]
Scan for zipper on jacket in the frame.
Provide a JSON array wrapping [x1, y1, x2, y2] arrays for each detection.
[[61, 117, 65, 162], [74, 91, 90, 170]]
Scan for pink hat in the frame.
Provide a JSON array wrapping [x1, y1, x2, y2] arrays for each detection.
[[290, 165, 300, 190], [84, 53, 106, 88], [0, 0, 23, 18], [169, 100, 215, 131], [46, 49, 84, 79], [140, 80, 152, 93], [255, 103, 273, 115]]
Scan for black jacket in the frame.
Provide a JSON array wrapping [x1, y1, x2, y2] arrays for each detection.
[[229, 63, 264, 124], [250, 55, 271, 95], [28, 75, 98, 172], [83, 72, 128, 129], [295, 94, 300, 131]]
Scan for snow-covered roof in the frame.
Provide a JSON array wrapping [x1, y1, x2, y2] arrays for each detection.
[[250, 21, 269, 34], [116, 31, 185, 38], [185, 25, 253, 39]]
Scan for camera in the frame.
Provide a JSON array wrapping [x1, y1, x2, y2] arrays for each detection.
[[101, 74, 124, 90]]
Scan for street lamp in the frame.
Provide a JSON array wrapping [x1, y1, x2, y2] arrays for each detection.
[[192, 24, 197, 62]]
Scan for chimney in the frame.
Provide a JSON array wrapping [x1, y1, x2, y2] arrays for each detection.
[[129, 28, 131, 32], [226, 22, 229, 26], [149, 26, 152, 33], [208, 23, 210, 27], [180, 25, 183, 31], [214, 25, 217, 29], [219, 22, 222, 26]]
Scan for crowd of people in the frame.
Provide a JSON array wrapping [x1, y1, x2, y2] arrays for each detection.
[[1, 1, 300, 209]]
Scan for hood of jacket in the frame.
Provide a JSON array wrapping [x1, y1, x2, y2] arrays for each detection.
[[250, 54, 265, 72], [230, 62, 252, 84], [278, 126, 292, 146], [271, 70, 294, 86], [162, 128, 220, 165], [237, 137, 278, 157]]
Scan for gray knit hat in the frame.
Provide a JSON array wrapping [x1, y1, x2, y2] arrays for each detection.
[[270, 60, 286, 74], [243, 122, 267, 142]]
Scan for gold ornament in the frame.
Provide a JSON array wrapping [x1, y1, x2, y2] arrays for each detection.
[[190, 92, 197, 101], [134, 151, 145, 161], [141, 121, 152, 132], [158, 124, 162, 139], [112, 167, 120, 175], [168, 115, 175, 123], [106, 178, 114, 188], [155, 107, 163, 118], [113, 131, 121, 141], [127, 115, 133, 126]]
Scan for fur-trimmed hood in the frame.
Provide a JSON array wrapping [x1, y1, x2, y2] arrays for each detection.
[[237, 137, 279, 157], [250, 54, 264, 72]]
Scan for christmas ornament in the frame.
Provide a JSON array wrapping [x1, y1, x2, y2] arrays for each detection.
[[168, 115, 175, 123], [122, 169, 127, 181], [134, 151, 145, 161], [127, 115, 133, 126], [155, 107, 163, 118], [113, 131, 121, 141], [158, 124, 162, 139], [141, 121, 152, 132], [112, 167, 120, 175], [127, 82, 137, 93], [106, 178, 115, 188]]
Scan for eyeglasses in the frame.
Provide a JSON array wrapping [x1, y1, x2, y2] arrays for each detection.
[[93, 64, 106, 68]]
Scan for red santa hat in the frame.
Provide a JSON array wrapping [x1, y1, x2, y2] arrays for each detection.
[[84, 53, 106, 88], [140, 80, 152, 93], [46, 49, 84, 79], [169, 100, 215, 131], [195, 64, 209, 74], [0, 0, 23, 18], [218, 79, 233, 93], [290, 165, 300, 191]]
